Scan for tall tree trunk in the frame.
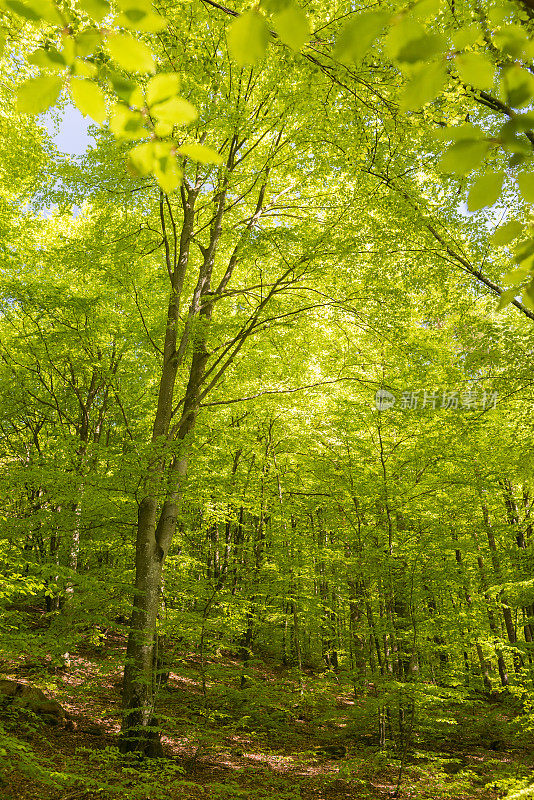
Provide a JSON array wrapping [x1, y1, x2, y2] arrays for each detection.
[[452, 530, 493, 691]]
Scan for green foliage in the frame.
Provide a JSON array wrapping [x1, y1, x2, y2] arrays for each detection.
[[227, 11, 270, 66], [467, 171, 504, 211], [107, 33, 155, 74], [272, 5, 309, 51], [16, 75, 63, 114], [70, 77, 107, 123], [2, 1, 534, 795]]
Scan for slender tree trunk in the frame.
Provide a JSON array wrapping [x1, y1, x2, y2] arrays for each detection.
[[478, 484, 522, 673], [452, 530, 493, 691]]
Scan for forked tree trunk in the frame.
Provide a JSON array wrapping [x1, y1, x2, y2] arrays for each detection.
[[119, 135, 279, 753]]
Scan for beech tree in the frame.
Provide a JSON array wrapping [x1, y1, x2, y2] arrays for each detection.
[[1, 0, 534, 764]]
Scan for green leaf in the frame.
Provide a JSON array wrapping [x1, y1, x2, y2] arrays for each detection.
[[75, 30, 102, 58], [503, 263, 531, 285], [116, 9, 166, 32], [440, 139, 488, 175], [28, 0, 62, 23], [509, 153, 525, 167], [501, 66, 534, 109], [16, 75, 63, 114], [517, 173, 534, 204], [455, 52, 495, 90], [147, 73, 180, 107], [107, 72, 140, 104], [261, 0, 292, 12], [151, 96, 197, 126], [432, 123, 482, 142], [63, 36, 76, 64], [467, 171, 504, 211], [227, 11, 270, 66], [5, 0, 39, 21], [409, 0, 442, 22], [109, 104, 146, 139], [396, 33, 446, 64], [488, 5, 511, 25], [78, 0, 110, 23], [273, 5, 309, 52], [70, 78, 107, 123], [7, 0, 62, 23], [72, 58, 98, 78], [335, 12, 389, 63], [28, 47, 67, 72], [178, 143, 223, 164], [514, 237, 534, 265], [492, 220, 523, 246], [107, 33, 155, 74], [400, 61, 446, 110], [129, 141, 155, 174], [115, 0, 152, 9], [452, 24, 481, 50], [496, 287, 518, 311], [154, 120, 173, 137], [153, 147, 182, 193], [493, 24, 528, 58], [523, 280, 534, 312]]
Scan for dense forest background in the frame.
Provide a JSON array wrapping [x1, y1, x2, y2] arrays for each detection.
[[1, 0, 534, 798]]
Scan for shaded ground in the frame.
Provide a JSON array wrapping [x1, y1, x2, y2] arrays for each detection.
[[1, 622, 533, 800]]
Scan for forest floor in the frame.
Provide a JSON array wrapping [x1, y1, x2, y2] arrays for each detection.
[[1, 619, 533, 800]]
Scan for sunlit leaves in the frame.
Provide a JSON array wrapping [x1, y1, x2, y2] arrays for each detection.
[[335, 12, 389, 63], [401, 61, 446, 110], [492, 221, 523, 247], [517, 173, 534, 204], [115, 0, 167, 33], [440, 139, 488, 175], [5, 0, 39, 21], [178, 143, 223, 164], [153, 154, 181, 194], [501, 66, 534, 109], [109, 105, 146, 139], [396, 32, 446, 63], [272, 5, 309, 51], [129, 141, 181, 193], [107, 72, 142, 105], [410, 0, 442, 22], [70, 78, 107, 123], [146, 73, 180, 106], [467, 172, 504, 211], [16, 75, 63, 114], [6, 0, 62, 24], [28, 48, 67, 72], [493, 24, 529, 58], [129, 141, 154, 175], [72, 58, 98, 78], [524, 283, 534, 312], [514, 237, 534, 269], [385, 18, 446, 64], [6, 0, 210, 215], [227, 11, 270, 66], [78, 0, 110, 23], [107, 33, 155, 74], [503, 262, 531, 285], [455, 52, 495, 89], [151, 96, 197, 126], [496, 287, 518, 311], [452, 25, 481, 50], [75, 30, 102, 58], [261, 0, 292, 12]]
